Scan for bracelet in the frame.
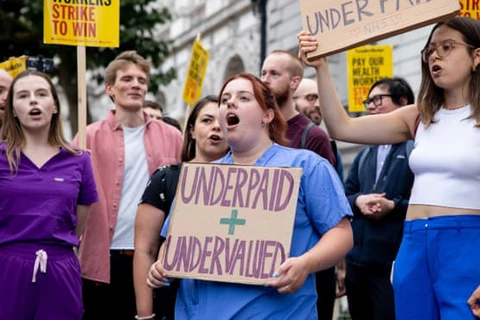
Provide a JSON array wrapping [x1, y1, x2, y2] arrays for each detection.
[[135, 314, 155, 320]]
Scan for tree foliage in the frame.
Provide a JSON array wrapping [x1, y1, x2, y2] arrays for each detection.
[[0, 0, 176, 134]]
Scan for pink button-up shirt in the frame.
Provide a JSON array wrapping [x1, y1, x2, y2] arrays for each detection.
[[73, 110, 182, 283]]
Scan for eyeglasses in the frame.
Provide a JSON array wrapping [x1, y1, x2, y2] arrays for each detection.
[[293, 93, 319, 102], [362, 94, 392, 108], [421, 39, 475, 63]]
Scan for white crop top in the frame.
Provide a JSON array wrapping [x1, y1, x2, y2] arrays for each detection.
[[409, 105, 480, 210]]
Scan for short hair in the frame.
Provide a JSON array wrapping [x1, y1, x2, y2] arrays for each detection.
[[367, 77, 415, 106], [270, 50, 304, 79], [162, 116, 181, 133], [104, 51, 150, 86], [181, 95, 218, 161], [144, 100, 163, 113], [218, 73, 289, 146]]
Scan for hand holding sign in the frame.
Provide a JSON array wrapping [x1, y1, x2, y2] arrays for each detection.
[[265, 255, 311, 294], [297, 31, 324, 68], [147, 259, 172, 289]]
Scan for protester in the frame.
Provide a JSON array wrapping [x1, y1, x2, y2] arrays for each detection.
[[261, 50, 335, 165], [295, 78, 344, 182], [344, 77, 415, 320], [0, 68, 13, 129], [468, 286, 480, 318], [0, 70, 98, 319], [299, 16, 480, 319], [147, 73, 353, 319], [294, 78, 323, 126], [162, 116, 182, 132], [134, 95, 228, 320], [144, 100, 163, 120], [74, 51, 183, 320], [261, 51, 338, 319]]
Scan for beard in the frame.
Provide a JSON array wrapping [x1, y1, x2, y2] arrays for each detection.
[[271, 86, 290, 109]]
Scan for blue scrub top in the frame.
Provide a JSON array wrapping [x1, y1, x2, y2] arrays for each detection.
[[162, 144, 352, 319]]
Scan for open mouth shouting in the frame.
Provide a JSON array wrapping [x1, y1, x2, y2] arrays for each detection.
[[226, 112, 240, 129], [209, 133, 222, 143], [431, 64, 442, 77], [29, 108, 42, 118]]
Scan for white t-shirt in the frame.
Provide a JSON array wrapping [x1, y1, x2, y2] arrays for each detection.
[[111, 125, 149, 249], [409, 105, 480, 210]]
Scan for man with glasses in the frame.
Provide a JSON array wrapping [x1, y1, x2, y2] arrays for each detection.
[[294, 78, 323, 125], [295, 78, 345, 181], [343, 77, 415, 320]]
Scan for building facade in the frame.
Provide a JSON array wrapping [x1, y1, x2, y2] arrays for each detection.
[[152, 0, 433, 175]]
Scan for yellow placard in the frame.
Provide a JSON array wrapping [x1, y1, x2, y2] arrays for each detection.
[[182, 39, 210, 106], [459, 0, 480, 19], [0, 56, 27, 77], [43, 0, 119, 48], [347, 45, 393, 113]]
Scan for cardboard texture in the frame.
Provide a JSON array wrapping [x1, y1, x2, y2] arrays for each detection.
[[161, 163, 302, 285], [299, 0, 461, 59]]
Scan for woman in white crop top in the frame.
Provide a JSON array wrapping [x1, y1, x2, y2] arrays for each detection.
[[298, 17, 480, 320]]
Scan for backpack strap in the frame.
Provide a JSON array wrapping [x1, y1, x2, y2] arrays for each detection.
[[162, 164, 182, 213], [301, 122, 315, 149]]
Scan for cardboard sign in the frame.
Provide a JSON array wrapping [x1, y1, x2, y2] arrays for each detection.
[[0, 56, 27, 77], [161, 163, 302, 285], [43, 0, 119, 47], [347, 45, 393, 113], [299, 0, 460, 59], [459, 0, 480, 19], [182, 39, 210, 106]]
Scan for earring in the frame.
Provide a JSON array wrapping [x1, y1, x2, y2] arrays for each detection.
[[261, 121, 265, 127], [473, 64, 478, 72]]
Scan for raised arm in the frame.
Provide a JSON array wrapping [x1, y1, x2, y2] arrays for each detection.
[[297, 31, 418, 145], [133, 203, 166, 318]]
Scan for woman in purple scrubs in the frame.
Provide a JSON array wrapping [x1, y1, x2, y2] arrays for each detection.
[[0, 70, 98, 320]]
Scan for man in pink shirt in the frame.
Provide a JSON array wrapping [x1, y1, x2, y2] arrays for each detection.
[[73, 51, 182, 320]]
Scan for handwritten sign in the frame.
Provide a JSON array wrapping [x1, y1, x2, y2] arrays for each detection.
[[0, 56, 27, 77], [459, 0, 480, 19], [299, 0, 460, 59], [182, 39, 210, 106], [43, 0, 119, 47], [347, 45, 393, 113], [161, 163, 302, 285]]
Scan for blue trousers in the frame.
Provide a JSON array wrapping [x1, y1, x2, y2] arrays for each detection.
[[393, 215, 480, 320]]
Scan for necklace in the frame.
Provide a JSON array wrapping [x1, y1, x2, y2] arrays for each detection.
[[443, 104, 467, 110]]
